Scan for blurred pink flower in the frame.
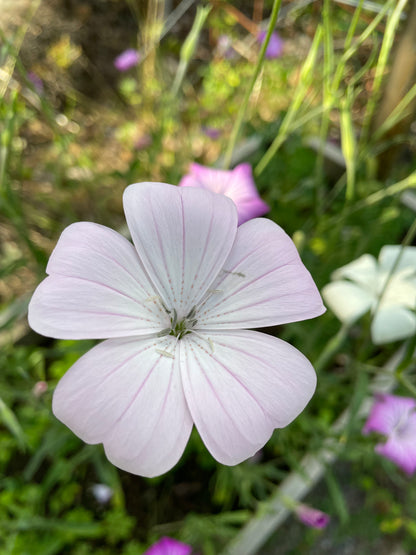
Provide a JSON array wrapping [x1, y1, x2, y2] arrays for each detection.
[[179, 163, 269, 225], [363, 394, 416, 475], [295, 504, 330, 529], [258, 31, 284, 59], [144, 537, 192, 555], [201, 126, 221, 140], [114, 49, 141, 71], [29, 182, 324, 477], [33, 380, 48, 398]]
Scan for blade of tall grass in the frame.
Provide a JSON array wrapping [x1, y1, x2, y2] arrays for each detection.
[[358, 0, 409, 150], [223, 0, 283, 170], [254, 24, 323, 176], [172, 5, 211, 96]]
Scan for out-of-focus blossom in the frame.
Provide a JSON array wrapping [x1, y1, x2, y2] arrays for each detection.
[[143, 537, 192, 555], [114, 49, 141, 71], [295, 504, 330, 529], [322, 246, 416, 344], [33, 380, 48, 398], [216, 34, 236, 59], [179, 163, 269, 225], [258, 30, 284, 59], [363, 394, 416, 475], [134, 133, 152, 150], [28, 72, 44, 93], [91, 483, 113, 504], [201, 126, 221, 140], [29, 182, 324, 477]]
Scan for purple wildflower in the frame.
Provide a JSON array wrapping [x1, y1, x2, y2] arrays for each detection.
[[295, 504, 330, 529], [143, 537, 192, 555], [363, 394, 416, 475], [114, 49, 141, 72], [258, 31, 284, 59]]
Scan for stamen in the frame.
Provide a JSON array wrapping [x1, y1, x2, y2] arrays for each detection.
[[155, 349, 175, 359], [221, 269, 246, 278]]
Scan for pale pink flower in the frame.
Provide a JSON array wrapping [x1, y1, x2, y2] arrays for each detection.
[[363, 394, 416, 475], [28, 182, 324, 477], [295, 504, 330, 529], [114, 49, 141, 71], [179, 163, 269, 225], [144, 537, 192, 555]]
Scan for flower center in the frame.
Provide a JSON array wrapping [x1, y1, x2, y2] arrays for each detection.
[[169, 306, 198, 339]]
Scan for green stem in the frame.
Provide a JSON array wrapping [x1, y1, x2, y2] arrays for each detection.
[[397, 373, 416, 397], [314, 324, 350, 374], [223, 0, 282, 169]]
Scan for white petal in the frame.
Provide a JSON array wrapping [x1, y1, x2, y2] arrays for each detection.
[[29, 223, 168, 339], [332, 254, 378, 289], [53, 336, 193, 477], [378, 245, 416, 274], [371, 307, 416, 344], [179, 331, 316, 465], [123, 183, 237, 319], [196, 218, 325, 329], [322, 281, 374, 323]]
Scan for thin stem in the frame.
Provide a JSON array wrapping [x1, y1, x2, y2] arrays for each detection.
[[222, 0, 282, 169], [314, 324, 350, 374]]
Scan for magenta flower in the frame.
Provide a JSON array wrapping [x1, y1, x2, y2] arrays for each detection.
[[295, 504, 330, 529], [179, 163, 269, 225], [114, 49, 141, 71], [258, 31, 284, 60], [144, 537, 192, 555], [28, 182, 324, 477], [363, 394, 416, 475]]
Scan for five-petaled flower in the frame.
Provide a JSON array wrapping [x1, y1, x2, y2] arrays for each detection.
[[29, 182, 324, 477], [179, 163, 269, 225], [322, 246, 416, 344], [363, 393, 416, 475]]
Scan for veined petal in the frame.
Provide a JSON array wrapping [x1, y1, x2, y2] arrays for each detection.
[[197, 219, 325, 329], [179, 330, 316, 465], [322, 280, 373, 324], [28, 223, 168, 339], [123, 183, 237, 319], [53, 336, 193, 477], [371, 306, 416, 344]]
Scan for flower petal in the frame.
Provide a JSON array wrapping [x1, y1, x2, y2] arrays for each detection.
[[179, 163, 269, 225], [144, 537, 192, 555], [179, 330, 316, 465], [53, 336, 193, 477], [363, 394, 416, 436], [378, 245, 416, 274], [123, 182, 238, 319], [371, 306, 416, 344], [332, 254, 378, 288], [28, 223, 168, 339], [197, 218, 325, 329], [376, 435, 416, 475], [322, 280, 373, 324]]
